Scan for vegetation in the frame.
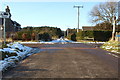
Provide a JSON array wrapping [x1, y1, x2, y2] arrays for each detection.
[[101, 40, 120, 53], [94, 22, 113, 31], [13, 26, 63, 41], [39, 32, 52, 41], [1, 44, 8, 48], [93, 31, 112, 41], [68, 31, 113, 41], [71, 33, 76, 41], [94, 22, 120, 31]]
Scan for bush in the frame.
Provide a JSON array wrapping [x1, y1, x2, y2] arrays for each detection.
[[39, 32, 52, 41], [76, 31, 84, 40], [2, 44, 8, 48], [83, 31, 94, 38], [14, 30, 33, 41], [71, 33, 76, 41], [75, 31, 112, 41]]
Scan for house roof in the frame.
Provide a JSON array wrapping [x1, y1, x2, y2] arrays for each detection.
[[11, 20, 21, 27], [82, 26, 94, 31]]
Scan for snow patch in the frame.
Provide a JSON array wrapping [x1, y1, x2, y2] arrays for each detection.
[[0, 42, 37, 72]]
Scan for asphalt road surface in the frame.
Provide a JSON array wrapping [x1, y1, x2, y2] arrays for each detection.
[[3, 43, 119, 79]]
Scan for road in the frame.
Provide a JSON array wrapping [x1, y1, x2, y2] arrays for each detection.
[[3, 43, 119, 79]]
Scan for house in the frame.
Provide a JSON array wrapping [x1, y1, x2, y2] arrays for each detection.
[[82, 26, 94, 31], [0, 6, 21, 38], [12, 21, 21, 32]]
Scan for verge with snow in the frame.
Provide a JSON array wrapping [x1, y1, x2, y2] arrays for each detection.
[[0, 42, 38, 72]]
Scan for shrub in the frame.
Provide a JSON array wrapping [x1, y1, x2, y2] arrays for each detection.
[[76, 31, 84, 40], [2, 44, 8, 48], [39, 32, 52, 41], [71, 33, 76, 41]]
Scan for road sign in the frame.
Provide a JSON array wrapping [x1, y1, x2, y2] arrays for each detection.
[[0, 11, 10, 44], [116, 35, 120, 37], [0, 11, 9, 18]]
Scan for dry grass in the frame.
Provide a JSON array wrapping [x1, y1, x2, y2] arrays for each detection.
[[101, 40, 120, 53], [0, 38, 13, 43]]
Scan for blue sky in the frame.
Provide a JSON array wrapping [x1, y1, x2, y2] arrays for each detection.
[[1, 2, 101, 30]]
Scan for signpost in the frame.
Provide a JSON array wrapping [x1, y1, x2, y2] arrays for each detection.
[[0, 11, 10, 44]]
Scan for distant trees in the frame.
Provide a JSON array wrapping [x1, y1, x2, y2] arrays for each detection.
[[39, 33, 52, 41], [13, 26, 63, 41], [31, 33, 36, 40], [22, 33, 27, 41], [94, 22, 113, 31]]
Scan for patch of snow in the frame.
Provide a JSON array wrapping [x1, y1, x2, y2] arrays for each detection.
[[2, 48, 17, 53], [47, 38, 74, 43], [0, 42, 37, 72], [105, 46, 113, 49], [111, 50, 120, 54], [21, 38, 74, 44]]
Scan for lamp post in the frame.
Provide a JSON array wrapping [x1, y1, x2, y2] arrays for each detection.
[[74, 5, 83, 33]]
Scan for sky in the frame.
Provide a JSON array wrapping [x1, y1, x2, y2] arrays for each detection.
[[0, 1, 117, 31]]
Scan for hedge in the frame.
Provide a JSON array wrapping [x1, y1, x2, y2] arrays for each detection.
[[93, 31, 112, 41], [71, 33, 77, 41], [68, 31, 112, 41]]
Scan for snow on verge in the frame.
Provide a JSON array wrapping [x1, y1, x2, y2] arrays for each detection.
[[101, 41, 120, 54], [0, 42, 37, 72]]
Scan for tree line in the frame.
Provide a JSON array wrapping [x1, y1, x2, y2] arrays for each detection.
[[13, 26, 63, 41]]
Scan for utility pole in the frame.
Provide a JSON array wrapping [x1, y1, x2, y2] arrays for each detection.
[[74, 5, 83, 33]]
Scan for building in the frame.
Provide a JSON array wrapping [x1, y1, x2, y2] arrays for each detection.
[[12, 21, 21, 32], [82, 26, 94, 31], [0, 6, 21, 38]]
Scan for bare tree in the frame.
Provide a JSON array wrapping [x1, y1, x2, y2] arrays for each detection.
[[89, 2, 118, 24]]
